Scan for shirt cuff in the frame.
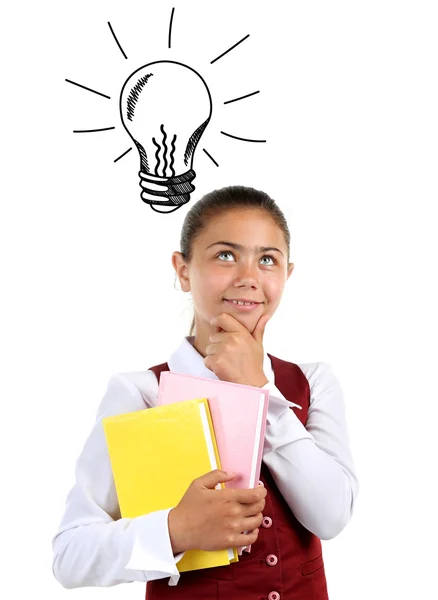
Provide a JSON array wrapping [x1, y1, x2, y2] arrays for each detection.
[[125, 508, 186, 586]]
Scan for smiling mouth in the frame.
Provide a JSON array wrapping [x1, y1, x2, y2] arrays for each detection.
[[225, 299, 261, 306], [223, 299, 263, 311]]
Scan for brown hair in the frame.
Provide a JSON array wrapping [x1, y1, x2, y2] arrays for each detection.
[[179, 185, 291, 336]]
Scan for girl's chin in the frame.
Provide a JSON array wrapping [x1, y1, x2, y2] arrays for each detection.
[[214, 310, 263, 332]]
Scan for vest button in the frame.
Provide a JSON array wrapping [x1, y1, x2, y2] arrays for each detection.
[[266, 554, 278, 566], [262, 516, 272, 528], [268, 592, 280, 600], [258, 480, 264, 486]]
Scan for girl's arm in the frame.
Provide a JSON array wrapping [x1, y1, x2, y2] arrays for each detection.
[[52, 373, 186, 588], [262, 361, 359, 540]]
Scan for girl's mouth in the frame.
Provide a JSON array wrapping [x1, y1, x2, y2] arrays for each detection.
[[223, 299, 263, 312]]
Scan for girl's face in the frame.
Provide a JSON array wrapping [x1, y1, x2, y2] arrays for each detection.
[[173, 208, 294, 336]]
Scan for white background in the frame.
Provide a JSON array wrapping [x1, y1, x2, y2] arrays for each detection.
[[2, 0, 437, 598]]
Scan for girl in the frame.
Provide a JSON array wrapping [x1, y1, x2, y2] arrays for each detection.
[[52, 186, 359, 599]]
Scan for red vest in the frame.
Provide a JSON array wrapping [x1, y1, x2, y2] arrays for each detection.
[[146, 354, 329, 600]]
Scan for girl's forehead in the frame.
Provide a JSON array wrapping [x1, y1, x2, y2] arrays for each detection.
[[195, 209, 286, 246]]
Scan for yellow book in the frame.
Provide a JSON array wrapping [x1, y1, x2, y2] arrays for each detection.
[[103, 398, 239, 572]]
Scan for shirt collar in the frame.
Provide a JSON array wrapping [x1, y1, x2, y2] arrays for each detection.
[[167, 336, 275, 382]]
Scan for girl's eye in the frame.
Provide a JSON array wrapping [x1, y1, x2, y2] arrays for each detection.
[[217, 251, 235, 261], [217, 252, 276, 265], [260, 255, 276, 266]]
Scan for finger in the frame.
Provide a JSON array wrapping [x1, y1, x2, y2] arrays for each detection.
[[210, 322, 223, 335], [204, 355, 215, 372], [211, 312, 246, 333], [232, 487, 266, 505], [241, 513, 264, 532], [252, 313, 270, 345], [208, 330, 236, 344], [235, 528, 259, 548], [240, 499, 266, 518], [208, 331, 226, 344], [205, 344, 217, 356]]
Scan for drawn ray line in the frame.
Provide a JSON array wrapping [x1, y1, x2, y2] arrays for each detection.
[[203, 148, 219, 167], [65, 79, 111, 100], [73, 126, 116, 133], [210, 34, 250, 64], [114, 147, 133, 163], [168, 7, 175, 49], [221, 131, 266, 143], [108, 21, 128, 59], [224, 90, 260, 105]]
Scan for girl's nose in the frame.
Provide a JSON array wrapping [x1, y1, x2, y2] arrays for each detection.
[[233, 262, 259, 288]]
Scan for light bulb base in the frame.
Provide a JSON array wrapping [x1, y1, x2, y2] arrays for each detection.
[[139, 169, 196, 213]]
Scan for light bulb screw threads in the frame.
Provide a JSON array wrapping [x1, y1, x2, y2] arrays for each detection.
[[138, 169, 196, 211]]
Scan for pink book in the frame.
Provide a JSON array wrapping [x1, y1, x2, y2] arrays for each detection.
[[157, 371, 270, 555]]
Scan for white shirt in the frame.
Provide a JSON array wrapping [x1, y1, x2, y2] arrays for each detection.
[[52, 336, 359, 589]]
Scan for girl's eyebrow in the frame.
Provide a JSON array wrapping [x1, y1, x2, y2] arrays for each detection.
[[206, 240, 284, 256]]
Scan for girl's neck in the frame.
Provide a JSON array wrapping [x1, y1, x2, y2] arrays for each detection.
[[191, 321, 212, 359], [192, 333, 208, 359]]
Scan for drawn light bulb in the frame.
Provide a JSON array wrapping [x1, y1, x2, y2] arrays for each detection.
[[120, 61, 212, 213]]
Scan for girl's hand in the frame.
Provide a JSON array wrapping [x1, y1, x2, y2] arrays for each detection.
[[204, 312, 270, 387], [168, 469, 267, 553]]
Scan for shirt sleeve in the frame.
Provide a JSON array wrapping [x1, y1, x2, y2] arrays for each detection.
[[51, 373, 186, 588], [261, 362, 359, 540]]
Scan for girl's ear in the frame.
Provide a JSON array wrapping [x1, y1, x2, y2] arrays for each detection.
[[287, 262, 295, 280], [172, 251, 191, 292]]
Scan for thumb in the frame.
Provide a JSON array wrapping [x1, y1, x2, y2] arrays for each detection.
[[201, 469, 235, 490], [252, 313, 270, 344]]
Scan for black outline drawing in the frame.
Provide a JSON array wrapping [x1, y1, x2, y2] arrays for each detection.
[[224, 90, 260, 105], [221, 131, 266, 143], [120, 60, 212, 213], [203, 148, 219, 167], [108, 21, 127, 59], [168, 7, 175, 49], [73, 127, 115, 133], [66, 7, 266, 214], [114, 147, 133, 163], [65, 79, 111, 100], [210, 34, 250, 64]]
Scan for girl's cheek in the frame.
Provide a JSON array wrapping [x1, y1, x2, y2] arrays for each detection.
[[265, 279, 284, 305], [207, 268, 230, 286]]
